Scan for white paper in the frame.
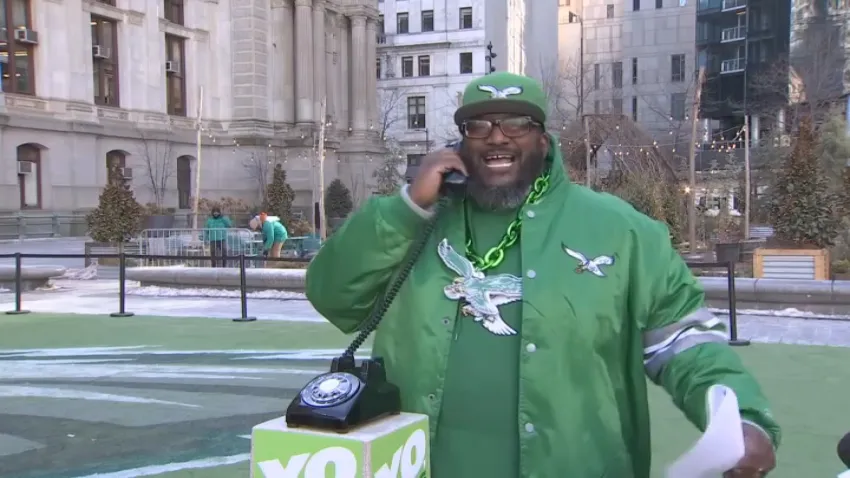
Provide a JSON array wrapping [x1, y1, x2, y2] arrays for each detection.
[[665, 384, 746, 478]]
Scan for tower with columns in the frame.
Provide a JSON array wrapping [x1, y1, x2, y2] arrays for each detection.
[[235, 0, 384, 208]]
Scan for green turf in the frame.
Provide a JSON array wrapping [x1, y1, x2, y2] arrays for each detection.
[[148, 344, 849, 478], [1, 314, 846, 476], [0, 313, 357, 350]]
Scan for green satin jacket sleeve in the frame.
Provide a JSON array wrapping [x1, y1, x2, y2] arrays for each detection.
[[305, 189, 429, 333], [630, 218, 781, 448]]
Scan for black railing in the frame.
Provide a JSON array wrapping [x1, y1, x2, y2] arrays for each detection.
[[685, 260, 749, 346], [0, 252, 309, 322], [0, 253, 747, 345]]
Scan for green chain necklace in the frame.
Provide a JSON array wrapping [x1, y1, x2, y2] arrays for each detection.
[[464, 171, 551, 272]]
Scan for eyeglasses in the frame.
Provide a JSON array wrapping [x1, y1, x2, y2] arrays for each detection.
[[461, 116, 541, 139]]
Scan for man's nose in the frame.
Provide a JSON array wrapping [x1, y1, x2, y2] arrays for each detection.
[[486, 124, 509, 144]]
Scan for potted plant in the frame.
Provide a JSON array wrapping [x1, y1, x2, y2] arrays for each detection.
[[142, 202, 177, 229], [756, 118, 841, 279]]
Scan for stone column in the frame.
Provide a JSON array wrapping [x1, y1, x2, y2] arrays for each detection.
[[339, 16, 350, 131], [313, 0, 326, 121], [350, 14, 368, 132], [366, 18, 378, 131], [274, 0, 295, 123], [325, 12, 337, 123], [294, 0, 314, 123]]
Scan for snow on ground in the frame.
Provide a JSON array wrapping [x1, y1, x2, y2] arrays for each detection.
[[125, 285, 305, 300], [709, 307, 850, 321], [0, 280, 322, 322]]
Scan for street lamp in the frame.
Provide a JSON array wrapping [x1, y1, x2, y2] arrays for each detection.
[[485, 42, 497, 73]]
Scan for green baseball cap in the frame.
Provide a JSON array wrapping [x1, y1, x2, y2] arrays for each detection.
[[454, 72, 548, 126]]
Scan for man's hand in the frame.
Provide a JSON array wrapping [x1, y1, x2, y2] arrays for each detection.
[[408, 148, 468, 209], [723, 423, 776, 477]]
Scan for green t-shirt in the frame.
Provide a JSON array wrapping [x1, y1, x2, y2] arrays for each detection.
[[431, 202, 522, 478]]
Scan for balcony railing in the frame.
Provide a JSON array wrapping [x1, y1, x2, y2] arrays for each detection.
[[720, 58, 745, 73], [721, 0, 746, 11], [720, 25, 747, 42]]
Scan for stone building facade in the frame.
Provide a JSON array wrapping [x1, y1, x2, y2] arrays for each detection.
[[1, 0, 382, 217]]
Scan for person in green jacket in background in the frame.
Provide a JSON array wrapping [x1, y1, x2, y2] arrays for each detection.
[[203, 206, 231, 268], [305, 72, 779, 478], [250, 213, 288, 265]]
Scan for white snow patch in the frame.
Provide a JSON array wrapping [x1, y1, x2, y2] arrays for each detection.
[[70, 453, 250, 478], [126, 285, 306, 300], [0, 287, 10, 293], [0, 385, 200, 408], [61, 264, 99, 280], [0, 347, 369, 359], [710, 307, 850, 321], [0, 361, 323, 380]]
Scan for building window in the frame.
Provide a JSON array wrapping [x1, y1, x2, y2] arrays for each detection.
[[407, 154, 425, 166], [421, 10, 434, 32], [633, 0, 640, 11], [606, 4, 614, 18], [1, 0, 36, 95], [407, 96, 426, 129], [671, 54, 686, 82], [671, 92, 686, 120], [593, 63, 601, 89], [401, 56, 414, 77], [397, 12, 409, 34], [106, 150, 127, 185], [164, 0, 184, 25], [593, 100, 600, 114], [96, 0, 116, 5], [91, 16, 119, 107], [418, 55, 430, 76], [631, 58, 638, 84], [376, 58, 381, 79], [177, 155, 192, 209], [631, 97, 638, 121], [612, 98, 623, 114], [459, 7, 473, 29], [459, 52, 473, 74], [17, 143, 41, 209], [656, 0, 663, 7], [612, 61, 622, 88], [165, 34, 186, 116], [378, 15, 384, 32]]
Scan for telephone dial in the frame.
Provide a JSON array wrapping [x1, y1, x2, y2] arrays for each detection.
[[285, 142, 467, 432]]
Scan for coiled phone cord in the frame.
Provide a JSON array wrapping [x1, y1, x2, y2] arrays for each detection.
[[341, 196, 451, 357]]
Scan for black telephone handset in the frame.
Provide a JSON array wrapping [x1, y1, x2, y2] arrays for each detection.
[[441, 140, 469, 196], [286, 141, 466, 433]]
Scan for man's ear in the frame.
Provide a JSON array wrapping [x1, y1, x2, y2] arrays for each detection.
[[539, 133, 550, 155]]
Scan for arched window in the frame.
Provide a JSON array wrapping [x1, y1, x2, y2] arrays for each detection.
[[105, 150, 127, 185], [176, 155, 193, 209], [17, 143, 42, 209]]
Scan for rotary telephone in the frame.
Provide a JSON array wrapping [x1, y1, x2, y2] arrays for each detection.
[[285, 143, 467, 432]]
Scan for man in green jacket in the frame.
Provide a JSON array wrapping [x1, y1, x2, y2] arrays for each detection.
[[306, 72, 779, 478]]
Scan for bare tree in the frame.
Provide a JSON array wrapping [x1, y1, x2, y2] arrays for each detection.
[[373, 137, 407, 195], [136, 128, 174, 207], [242, 146, 285, 202], [377, 87, 408, 140], [535, 56, 599, 128], [634, 72, 699, 167], [738, 15, 846, 128]]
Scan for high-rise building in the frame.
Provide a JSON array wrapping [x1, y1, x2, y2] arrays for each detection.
[[376, 0, 560, 179]]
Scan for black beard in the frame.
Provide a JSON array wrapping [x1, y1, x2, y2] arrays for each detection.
[[461, 148, 547, 212]]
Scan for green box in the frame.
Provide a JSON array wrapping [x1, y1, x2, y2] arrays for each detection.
[[251, 412, 430, 478]]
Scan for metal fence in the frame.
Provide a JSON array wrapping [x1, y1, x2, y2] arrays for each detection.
[[136, 228, 263, 267]]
